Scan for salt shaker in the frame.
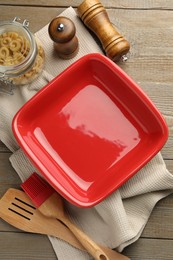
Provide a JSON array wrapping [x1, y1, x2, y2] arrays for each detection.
[[48, 16, 79, 59], [77, 0, 130, 62]]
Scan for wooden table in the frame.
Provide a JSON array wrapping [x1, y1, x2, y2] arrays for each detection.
[[0, 1, 173, 259]]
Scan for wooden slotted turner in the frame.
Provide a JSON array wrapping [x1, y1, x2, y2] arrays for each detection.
[[0, 188, 83, 249], [0, 188, 130, 260]]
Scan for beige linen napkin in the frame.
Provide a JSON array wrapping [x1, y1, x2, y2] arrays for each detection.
[[0, 7, 173, 259]]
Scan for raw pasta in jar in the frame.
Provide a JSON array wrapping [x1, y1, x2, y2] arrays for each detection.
[[0, 19, 45, 87]]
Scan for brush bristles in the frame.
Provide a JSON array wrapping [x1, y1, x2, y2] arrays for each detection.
[[21, 172, 55, 207]]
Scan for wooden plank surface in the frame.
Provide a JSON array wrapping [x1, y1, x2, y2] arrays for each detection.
[[0, 6, 173, 85], [0, 1, 173, 259], [0, 232, 57, 260], [1, 0, 173, 9], [123, 238, 173, 260]]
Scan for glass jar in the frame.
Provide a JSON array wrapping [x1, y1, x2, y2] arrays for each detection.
[[0, 17, 45, 94]]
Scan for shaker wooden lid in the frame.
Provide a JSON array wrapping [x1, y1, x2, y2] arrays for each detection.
[[48, 16, 76, 43]]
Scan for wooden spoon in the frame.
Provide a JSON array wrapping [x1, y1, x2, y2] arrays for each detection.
[[0, 188, 130, 260]]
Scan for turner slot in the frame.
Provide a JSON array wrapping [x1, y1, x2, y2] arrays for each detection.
[[11, 202, 33, 215], [14, 197, 36, 209], [7, 196, 36, 221], [8, 208, 31, 220]]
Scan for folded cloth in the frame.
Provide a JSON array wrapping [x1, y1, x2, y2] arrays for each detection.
[[0, 7, 173, 260], [9, 149, 173, 257]]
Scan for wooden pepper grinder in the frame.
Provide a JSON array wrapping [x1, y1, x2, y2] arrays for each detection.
[[77, 0, 130, 62], [48, 16, 79, 59]]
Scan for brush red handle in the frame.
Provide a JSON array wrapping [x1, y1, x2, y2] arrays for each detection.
[[21, 173, 129, 260]]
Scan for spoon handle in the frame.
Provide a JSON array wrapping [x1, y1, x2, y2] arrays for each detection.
[[62, 217, 110, 260]]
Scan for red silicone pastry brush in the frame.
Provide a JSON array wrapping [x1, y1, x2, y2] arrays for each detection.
[[21, 173, 130, 260], [21, 172, 109, 260]]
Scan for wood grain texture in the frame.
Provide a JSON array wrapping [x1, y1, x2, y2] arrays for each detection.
[[1, 0, 173, 9], [1, 6, 173, 85], [0, 158, 173, 238], [0, 232, 57, 260], [0, 153, 21, 196], [123, 238, 173, 260], [0, 141, 9, 152], [77, 0, 130, 61], [142, 194, 173, 239], [0, 6, 64, 33], [0, 1, 173, 260]]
